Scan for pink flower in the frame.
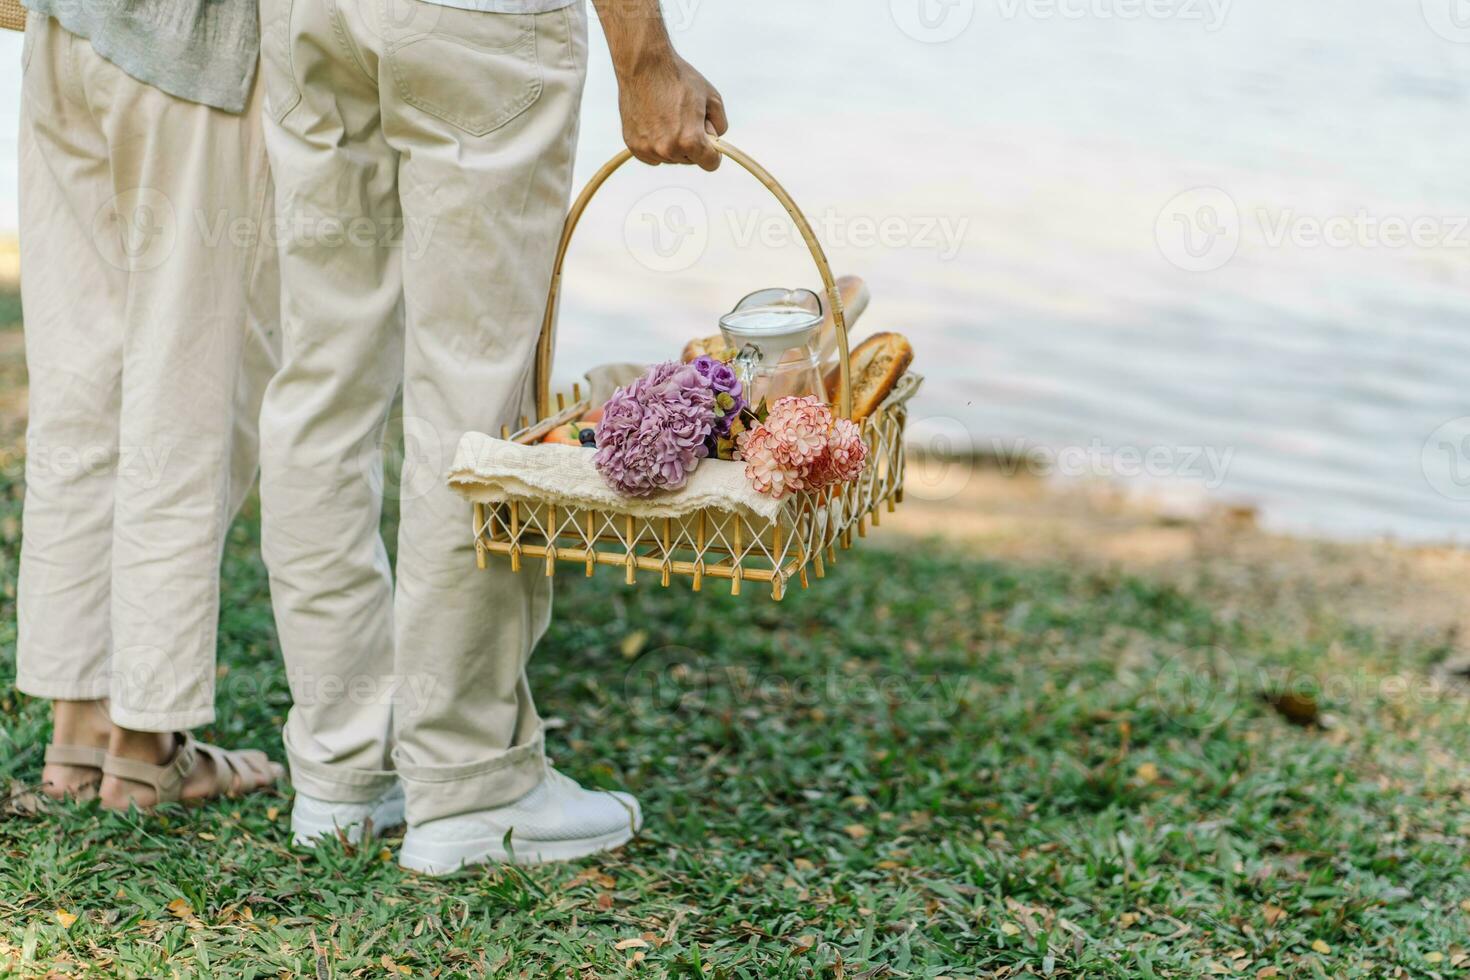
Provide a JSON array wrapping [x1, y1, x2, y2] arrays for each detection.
[[807, 417, 868, 486], [762, 396, 832, 468], [737, 425, 807, 499], [738, 396, 867, 499]]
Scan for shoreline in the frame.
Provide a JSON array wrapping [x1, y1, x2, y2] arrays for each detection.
[[0, 301, 1463, 661], [886, 455, 1470, 667]]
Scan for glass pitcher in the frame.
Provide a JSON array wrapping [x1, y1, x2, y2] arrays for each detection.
[[718, 287, 826, 408]]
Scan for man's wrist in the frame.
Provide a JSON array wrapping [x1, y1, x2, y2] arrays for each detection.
[[610, 36, 677, 83]]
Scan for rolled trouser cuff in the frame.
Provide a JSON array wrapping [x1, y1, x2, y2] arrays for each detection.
[[108, 703, 215, 733], [283, 725, 398, 804], [13, 674, 111, 703], [394, 728, 546, 826]]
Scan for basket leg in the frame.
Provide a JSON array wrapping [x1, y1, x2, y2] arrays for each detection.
[[473, 503, 487, 570]]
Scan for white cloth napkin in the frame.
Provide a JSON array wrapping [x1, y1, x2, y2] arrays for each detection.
[[448, 432, 784, 522]]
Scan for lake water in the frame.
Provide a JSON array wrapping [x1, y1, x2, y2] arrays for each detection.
[[3, 0, 1470, 542]]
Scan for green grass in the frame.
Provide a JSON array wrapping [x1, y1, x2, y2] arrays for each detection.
[[0, 288, 20, 331], [2, 470, 1469, 977]]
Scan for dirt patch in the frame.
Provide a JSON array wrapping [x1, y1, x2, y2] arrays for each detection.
[[884, 456, 1470, 661]]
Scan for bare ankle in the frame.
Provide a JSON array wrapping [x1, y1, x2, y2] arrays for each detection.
[[51, 699, 112, 748], [107, 727, 176, 765]]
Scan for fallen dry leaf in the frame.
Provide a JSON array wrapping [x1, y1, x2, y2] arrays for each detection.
[[614, 938, 649, 951], [55, 909, 77, 928], [1136, 762, 1161, 785], [843, 825, 869, 840], [619, 631, 648, 659], [1264, 690, 1320, 726], [165, 899, 193, 919], [1311, 939, 1332, 955]]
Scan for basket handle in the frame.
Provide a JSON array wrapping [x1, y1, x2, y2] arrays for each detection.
[[534, 138, 853, 420]]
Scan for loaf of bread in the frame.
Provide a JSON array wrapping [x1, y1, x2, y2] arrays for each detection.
[[824, 332, 913, 421], [681, 334, 733, 363]]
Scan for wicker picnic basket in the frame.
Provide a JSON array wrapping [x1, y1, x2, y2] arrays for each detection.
[[1, 0, 26, 33], [471, 139, 921, 600]]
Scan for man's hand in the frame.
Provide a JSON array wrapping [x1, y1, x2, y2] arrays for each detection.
[[592, 0, 729, 171]]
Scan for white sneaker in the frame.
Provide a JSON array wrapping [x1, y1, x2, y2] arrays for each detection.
[[292, 783, 406, 847], [398, 768, 641, 875]]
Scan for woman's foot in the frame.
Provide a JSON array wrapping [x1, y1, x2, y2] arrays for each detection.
[[40, 699, 112, 801], [99, 730, 285, 811]]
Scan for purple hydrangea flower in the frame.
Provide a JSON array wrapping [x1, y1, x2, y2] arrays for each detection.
[[594, 361, 716, 496], [690, 354, 746, 453]]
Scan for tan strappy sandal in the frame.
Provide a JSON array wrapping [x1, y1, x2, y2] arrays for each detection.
[[40, 744, 108, 800], [100, 733, 284, 809]]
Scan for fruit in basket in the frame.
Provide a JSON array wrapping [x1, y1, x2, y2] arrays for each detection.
[[823, 331, 913, 421], [542, 422, 596, 447]]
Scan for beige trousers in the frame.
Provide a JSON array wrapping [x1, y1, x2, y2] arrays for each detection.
[[14, 17, 281, 730], [258, 0, 587, 823]]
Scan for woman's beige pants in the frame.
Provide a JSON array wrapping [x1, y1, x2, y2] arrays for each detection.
[[14, 18, 280, 731], [258, 0, 587, 824]]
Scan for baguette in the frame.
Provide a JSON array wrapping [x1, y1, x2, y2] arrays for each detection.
[[815, 275, 871, 367], [824, 331, 913, 421]]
